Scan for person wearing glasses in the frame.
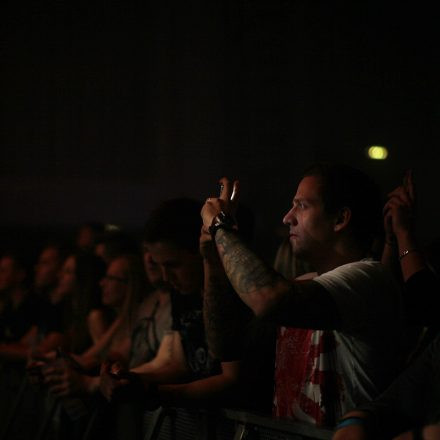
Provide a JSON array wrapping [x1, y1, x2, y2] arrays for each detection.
[[38, 254, 148, 395], [99, 198, 217, 404]]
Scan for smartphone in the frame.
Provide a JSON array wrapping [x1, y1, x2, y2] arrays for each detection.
[[219, 183, 237, 201], [108, 370, 133, 380], [230, 184, 237, 201]]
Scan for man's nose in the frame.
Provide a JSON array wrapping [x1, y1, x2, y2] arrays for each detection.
[[283, 207, 297, 226]]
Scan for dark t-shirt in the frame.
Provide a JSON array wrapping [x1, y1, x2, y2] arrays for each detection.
[[0, 294, 37, 343], [35, 297, 70, 339], [170, 291, 220, 380]]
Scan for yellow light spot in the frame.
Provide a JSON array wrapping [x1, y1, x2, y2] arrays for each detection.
[[367, 146, 388, 160]]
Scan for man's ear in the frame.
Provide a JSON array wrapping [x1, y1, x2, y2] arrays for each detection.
[[334, 207, 351, 232]]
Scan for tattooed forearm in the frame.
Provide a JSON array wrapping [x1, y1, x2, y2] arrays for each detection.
[[203, 256, 249, 359], [216, 229, 284, 294], [215, 229, 291, 314]]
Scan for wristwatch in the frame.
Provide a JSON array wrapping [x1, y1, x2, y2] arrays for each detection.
[[209, 211, 237, 238]]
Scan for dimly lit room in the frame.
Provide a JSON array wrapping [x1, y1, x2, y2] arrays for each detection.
[[1, 1, 439, 439]]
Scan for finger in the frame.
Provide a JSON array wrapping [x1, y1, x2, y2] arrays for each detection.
[[42, 364, 66, 377], [102, 389, 112, 402], [110, 361, 124, 375], [387, 188, 411, 207], [44, 374, 64, 386], [383, 198, 398, 213], [41, 367, 57, 378], [100, 361, 111, 375], [406, 169, 415, 202], [387, 186, 406, 200], [30, 353, 50, 363], [117, 378, 130, 387], [27, 360, 45, 370], [49, 383, 68, 396], [403, 169, 410, 189], [384, 211, 393, 224], [218, 177, 233, 202]]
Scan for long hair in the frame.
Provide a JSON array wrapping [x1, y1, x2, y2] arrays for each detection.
[[69, 252, 109, 353], [115, 253, 150, 331]]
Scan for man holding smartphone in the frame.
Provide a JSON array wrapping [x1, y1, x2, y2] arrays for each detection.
[[201, 164, 405, 427]]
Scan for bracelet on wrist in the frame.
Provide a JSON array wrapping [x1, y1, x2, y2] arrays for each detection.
[[335, 416, 367, 430]]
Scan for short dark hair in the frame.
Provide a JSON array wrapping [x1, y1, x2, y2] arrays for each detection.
[[143, 198, 203, 254], [302, 163, 383, 250]]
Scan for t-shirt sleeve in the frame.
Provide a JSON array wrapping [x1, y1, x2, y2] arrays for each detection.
[[313, 261, 401, 334]]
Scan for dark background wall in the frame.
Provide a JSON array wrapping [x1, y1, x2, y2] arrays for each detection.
[[1, 1, 439, 260]]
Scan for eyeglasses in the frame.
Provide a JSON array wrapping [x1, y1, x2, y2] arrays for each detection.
[[102, 274, 128, 284]]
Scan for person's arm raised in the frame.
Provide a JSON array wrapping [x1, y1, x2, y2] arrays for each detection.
[[201, 177, 292, 316], [201, 178, 341, 328], [384, 171, 425, 282]]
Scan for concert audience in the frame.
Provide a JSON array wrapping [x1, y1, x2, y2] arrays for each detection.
[[1, 165, 439, 439]]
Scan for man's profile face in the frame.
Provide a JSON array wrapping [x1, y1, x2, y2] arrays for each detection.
[[54, 255, 77, 298], [145, 241, 203, 295], [34, 247, 62, 290], [282, 175, 336, 259], [100, 257, 129, 308], [0, 257, 23, 292], [142, 244, 164, 288]]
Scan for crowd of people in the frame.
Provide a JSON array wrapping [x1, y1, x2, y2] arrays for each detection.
[[0, 163, 439, 440]]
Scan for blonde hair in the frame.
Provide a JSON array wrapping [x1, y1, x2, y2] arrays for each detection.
[[113, 254, 150, 331]]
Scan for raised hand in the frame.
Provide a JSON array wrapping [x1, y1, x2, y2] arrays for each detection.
[[200, 177, 240, 232], [383, 170, 415, 239]]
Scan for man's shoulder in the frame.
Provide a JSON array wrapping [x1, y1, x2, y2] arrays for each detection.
[[315, 259, 403, 333], [320, 259, 390, 279], [314, 258, 399, 297]]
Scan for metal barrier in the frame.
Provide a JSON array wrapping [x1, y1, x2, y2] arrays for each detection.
[[141, 407, 333, 440], [0, 369, 333, 440], [224, 410, 333, 440]]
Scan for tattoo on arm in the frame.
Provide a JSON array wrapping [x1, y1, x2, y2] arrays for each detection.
[[215, 229, 286, 297], [203, 254, 249, 359], [214, 231, 341, 327]]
